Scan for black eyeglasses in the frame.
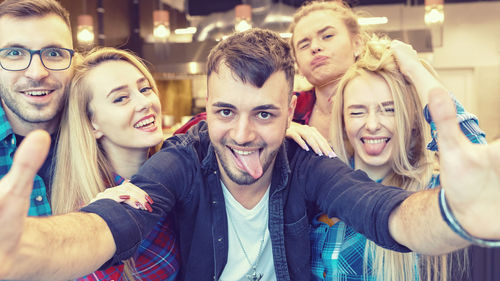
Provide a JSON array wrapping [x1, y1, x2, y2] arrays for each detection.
[[0, 47, 75, 71]]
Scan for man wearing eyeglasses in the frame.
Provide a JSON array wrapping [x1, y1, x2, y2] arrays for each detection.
[[0, 0, 75, 217]]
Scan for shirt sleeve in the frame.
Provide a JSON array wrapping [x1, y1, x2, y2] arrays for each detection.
[[297, 151, 412, 252], [80, 142, 193, 269], [424, 93, 486, 151]]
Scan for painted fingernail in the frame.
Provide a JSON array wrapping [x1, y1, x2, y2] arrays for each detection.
[[145, 203, 153, 213], [328, 152, 336, 158], [317, 152, 323, 156], [119, 195, 130, 200], [145, 195, 154, 204]]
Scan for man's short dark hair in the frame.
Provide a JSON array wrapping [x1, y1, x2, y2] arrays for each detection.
[[207, 28, 295, 98], [0, 0, 70, 30]]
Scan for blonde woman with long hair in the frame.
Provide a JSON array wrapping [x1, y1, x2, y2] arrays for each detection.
[[51, 47, 179, 281], [309, 36, 471, 281]]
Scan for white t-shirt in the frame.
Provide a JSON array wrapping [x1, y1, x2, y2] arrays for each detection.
[[219, 182, 276, 281]]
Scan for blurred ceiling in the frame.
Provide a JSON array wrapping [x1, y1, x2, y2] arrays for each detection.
[[183, 0, 500, 15]]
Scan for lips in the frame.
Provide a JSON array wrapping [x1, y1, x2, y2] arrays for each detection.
[[133, 114, 157, 130], [21, 90, 53, 96], [361, 137, 390, 156], [310, 55, 328, 69]]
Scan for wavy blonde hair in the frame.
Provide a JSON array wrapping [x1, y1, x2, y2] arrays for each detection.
[[51, 47, 161, 280], [330, 37, 465, 281]]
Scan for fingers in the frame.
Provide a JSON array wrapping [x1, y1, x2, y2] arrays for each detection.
[[89, 183, 153, 212], [286, 123, 335, 158], [0, 130, 50, 198], [428, 87, 469, 151]]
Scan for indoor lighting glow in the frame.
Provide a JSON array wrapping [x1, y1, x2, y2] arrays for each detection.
[[358, 17, 388, 26], [153, 10, 170, 42], [77, 15, 94, 45], [424, 0, 444, 25], [175, 27, 197, 35], [235, 4, 252, 33], [280, 33, 292, 38]]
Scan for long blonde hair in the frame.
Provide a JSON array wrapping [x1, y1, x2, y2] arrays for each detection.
[[331, 37, 460, 281], [51, 47, 161, 280]]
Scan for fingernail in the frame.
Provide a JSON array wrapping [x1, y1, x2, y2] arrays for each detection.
[[317, 152, 323, 156], [145, 203, 153, 213], [135, 201, 143, 210], [304, 146, 309, 151], [328, 152, 336, 158], [145, 195, 154, 204], [119, 195, 130, 200]]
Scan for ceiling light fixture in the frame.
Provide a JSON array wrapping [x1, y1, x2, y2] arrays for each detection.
[[235, 4, 252, 33], [77, 14, 95, 45]]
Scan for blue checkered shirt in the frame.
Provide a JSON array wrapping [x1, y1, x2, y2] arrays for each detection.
[[0, 106, 51, 216], [310, 97, 486, 281]]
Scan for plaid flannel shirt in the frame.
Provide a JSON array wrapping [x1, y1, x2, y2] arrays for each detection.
[[304, 89, 486, 281], [76, 174, 179, 281], [0, 106, 51, 217]]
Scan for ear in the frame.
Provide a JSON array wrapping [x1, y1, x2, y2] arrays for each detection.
[[352, 35, 363, 60], [287, 94, 297, 129], [91, 121, 104, 139]]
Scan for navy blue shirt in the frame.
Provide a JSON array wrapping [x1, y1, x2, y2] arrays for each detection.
[[82, 121, 411, 281]]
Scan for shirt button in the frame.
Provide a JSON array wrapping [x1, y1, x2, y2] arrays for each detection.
[[212, 200, 217, 205], [35, 195, 43, 202], [218, 237, 223, 242]]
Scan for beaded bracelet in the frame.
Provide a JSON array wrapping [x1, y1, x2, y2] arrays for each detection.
[[438, 188, 500, 247]]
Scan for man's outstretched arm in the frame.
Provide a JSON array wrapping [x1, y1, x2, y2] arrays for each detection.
[[0, 131, 116, 280], [389, 88, 500, 254]]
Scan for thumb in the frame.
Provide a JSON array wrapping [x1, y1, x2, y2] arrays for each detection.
[[428, 87, 467, 151], [4, 130, 51, 197]]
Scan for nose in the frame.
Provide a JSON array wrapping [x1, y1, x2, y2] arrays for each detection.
[[365, 111, 381, 132], [310, 38, 322, 54], [134, 91, 153, 112], [24, 54, 49, 81], [230, 115, 256, 146]]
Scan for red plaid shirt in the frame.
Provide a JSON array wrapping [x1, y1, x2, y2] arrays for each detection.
[[292, 89, 316, 125], [76, 175, 179, 281]]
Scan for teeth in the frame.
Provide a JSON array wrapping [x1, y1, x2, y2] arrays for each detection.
[[233, 149, 255, 155], [134, 116, 155, 128], [25, 90, 50, 96], [364, 138, 387, 144]]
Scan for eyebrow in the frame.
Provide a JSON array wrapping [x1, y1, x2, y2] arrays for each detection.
[[0, 43, 67, 49], [107, 85, 129, 98], [211, 103, 280, 111], [295, 26, 336, 47], [346, 101, 394, 109], [212, 102, 236, 109]]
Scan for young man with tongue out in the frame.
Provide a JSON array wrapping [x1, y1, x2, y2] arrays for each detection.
[[2, 28, 500, 281], [0, 0, 74, 217]]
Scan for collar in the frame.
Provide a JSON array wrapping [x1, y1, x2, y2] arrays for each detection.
[[0, 104, 14, 143]]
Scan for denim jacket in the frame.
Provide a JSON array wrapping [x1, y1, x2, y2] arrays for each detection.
[[82, 121, 411, 281]]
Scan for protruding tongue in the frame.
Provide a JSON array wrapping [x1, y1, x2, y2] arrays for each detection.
[[363, 140, 387, 156], [235, 151, 263, 179]]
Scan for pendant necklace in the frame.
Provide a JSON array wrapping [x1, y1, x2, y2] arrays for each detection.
[[227, 210, 268, 281]]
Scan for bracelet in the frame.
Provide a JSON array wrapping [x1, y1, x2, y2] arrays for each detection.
[[438, 188, 500, 247]]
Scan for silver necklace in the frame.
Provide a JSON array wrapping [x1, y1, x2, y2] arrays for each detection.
[[227, 210, 268, 281]]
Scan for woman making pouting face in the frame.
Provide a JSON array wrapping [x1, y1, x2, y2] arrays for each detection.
[[50, 48, 179, 281]]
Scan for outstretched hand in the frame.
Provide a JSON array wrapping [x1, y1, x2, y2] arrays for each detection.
[[0, 130, 50, 274], [429, 88, 500, 240]]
